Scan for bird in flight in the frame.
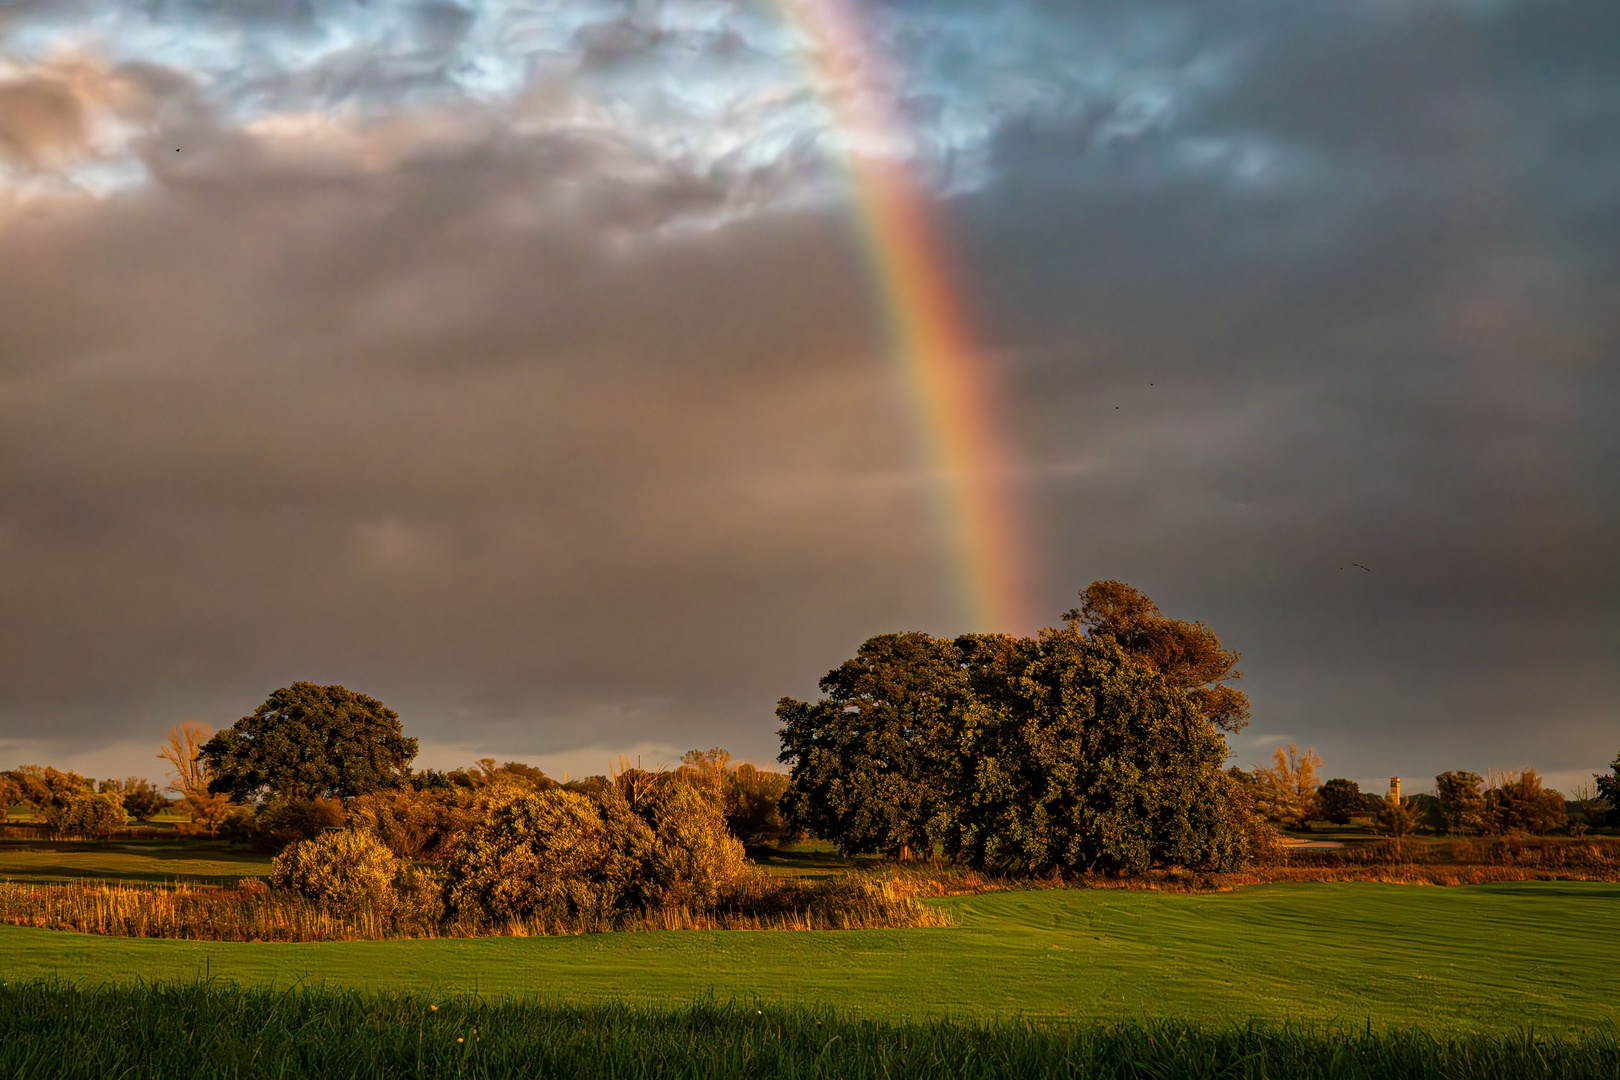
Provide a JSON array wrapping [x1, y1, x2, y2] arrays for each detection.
[[1352, 563, 1372, 572]]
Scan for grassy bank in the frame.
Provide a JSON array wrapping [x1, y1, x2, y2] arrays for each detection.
[[3, 983, 1616, 1080], [5, 882, 1619, 1030]]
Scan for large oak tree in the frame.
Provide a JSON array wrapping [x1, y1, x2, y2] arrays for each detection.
[[201, 682, 418, 803], [777, 583, 1259, 873]]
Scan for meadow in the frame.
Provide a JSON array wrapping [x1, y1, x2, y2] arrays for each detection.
[[7, 829, 1620, 1077], [0, 837, 271, 888], [3, 881, 1618, 1032]]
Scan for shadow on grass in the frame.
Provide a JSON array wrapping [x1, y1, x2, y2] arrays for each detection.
[[0, 837, 272, 887], [745, 841, 890, 878]]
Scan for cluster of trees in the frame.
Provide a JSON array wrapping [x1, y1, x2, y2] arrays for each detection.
[[86, 680, 783, 923], [270, 766, 750, 926], [1238, 752, 1427, 840], [1234, 750, 1615, 838], [0, 766, 169, 838], [1431, 770, 1607, 836], [776, 582, 1263, 875], [168, 681, 791, 857]]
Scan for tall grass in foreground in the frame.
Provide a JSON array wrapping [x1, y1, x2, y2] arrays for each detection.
[[0, 873, 950, 942], [0, 982, 1614, 1079]]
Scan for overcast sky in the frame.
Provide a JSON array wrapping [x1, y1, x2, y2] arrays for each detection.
[[1, 0, 1615, 795]]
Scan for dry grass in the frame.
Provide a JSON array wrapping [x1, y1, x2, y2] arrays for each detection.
[[8, 834, 1613, 942], [0, 870, 952, 942], [822, 836, 1620, 898]]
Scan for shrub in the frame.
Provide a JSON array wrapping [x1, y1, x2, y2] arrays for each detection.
[[442, 774, 752, 926], [614, 772, 751, 909], [270, 830, 407, 914], [346, 786, 482, 861], [47, 793, 129, 838], [726, 764, 792, 845], [120, 780, 169, 822], [217, 799, 346, 853], [443, 788, 622, 925]]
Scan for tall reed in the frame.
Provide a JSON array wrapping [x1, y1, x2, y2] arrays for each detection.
[[0, 872, 951, 943]]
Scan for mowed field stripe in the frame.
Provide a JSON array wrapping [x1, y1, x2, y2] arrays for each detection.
[[2, 881, 1616, 1030]]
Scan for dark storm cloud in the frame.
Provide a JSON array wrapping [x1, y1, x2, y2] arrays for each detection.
[[0, 0, 1615, 790], [959, 0, 1620, 789], [0, 136, 945, 765]]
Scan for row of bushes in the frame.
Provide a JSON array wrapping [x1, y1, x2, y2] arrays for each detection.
[[210, 751, 792, 858], [266, 768, 780, 930]]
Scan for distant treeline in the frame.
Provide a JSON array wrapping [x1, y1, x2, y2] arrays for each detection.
[[4, 579, 1616, 891], [1235, 749, 1614, 837]]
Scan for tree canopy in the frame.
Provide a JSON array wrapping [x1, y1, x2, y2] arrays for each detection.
[[1317, 778, 1363, 825], [776, 631, 971, 858], [2, 765, 93, 811], [778, 583, 1261, 874], [1064, 580, 1250, 732], [200, 683, 418, 803], [1596, 753, 1620, 822]]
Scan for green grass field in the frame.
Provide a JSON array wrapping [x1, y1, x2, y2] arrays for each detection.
[[0, 839, 271, 887], [4, 882, 1617, 1032], [6, 985, 1617, 1080]]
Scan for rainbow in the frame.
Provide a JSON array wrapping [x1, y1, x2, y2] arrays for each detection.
[[783, 0, 1035, 634]]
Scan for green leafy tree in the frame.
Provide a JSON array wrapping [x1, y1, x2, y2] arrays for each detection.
[[1377, 796, 1417, 854], [725, 764, 793, 845], [1064, 580, 1250, 732], [4, 766, 93, 819], [52, 792, 129, 838], [1595, 753, 1620, 827], [118, 778, 169, 822], [0, 774, 19, 822], [939, 629, 1252, 875], [1404, 792, 1443, 832], [776, 632, 972, 858], [777, 585, 1264, 874], [1488, 770, 1566, 835], [1435, 771, 1485, 835], [1317, 778, 1362, 825], [201, 683, 418, 803]]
